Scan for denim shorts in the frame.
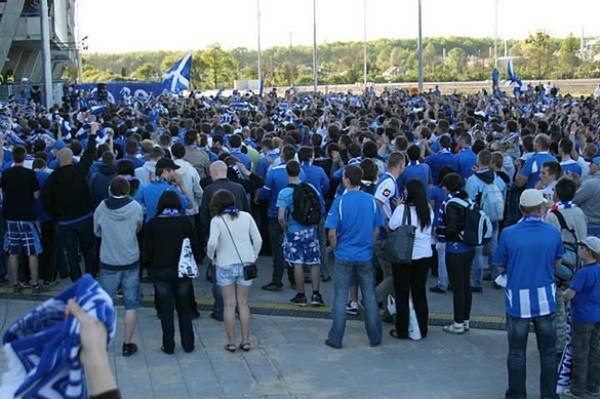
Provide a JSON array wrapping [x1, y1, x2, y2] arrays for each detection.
[[4, 221, 42, 256], [216, 263, 253, 287], [99, 264, 142, 310], [283, 228, 321, 266]]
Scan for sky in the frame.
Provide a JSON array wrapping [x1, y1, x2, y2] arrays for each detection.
[[77, 0, 600, 53]]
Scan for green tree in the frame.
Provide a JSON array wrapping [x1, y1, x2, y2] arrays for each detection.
[[200, 44, 237, 88], [447, 48, 467, 78], [131, 62, 158, 81], [521, 31, 555, 79], [423, 42, 440, 74], [557, 34, 580, 78]]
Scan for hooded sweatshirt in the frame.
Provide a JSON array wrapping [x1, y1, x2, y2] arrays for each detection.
[[174, 158, 203, 215], [135, 160, 157, 186], [465, 168, 507, 204], [93, 196, 144, 268], [89, 163, 116, 209]]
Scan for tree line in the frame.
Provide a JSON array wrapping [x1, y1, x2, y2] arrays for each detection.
[[73, 32, 600, 89]]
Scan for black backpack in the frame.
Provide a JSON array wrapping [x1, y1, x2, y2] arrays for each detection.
[[290, 182, 321, 226]]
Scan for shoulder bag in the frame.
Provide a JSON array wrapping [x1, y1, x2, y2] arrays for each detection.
[[382, 205, 416, 264]]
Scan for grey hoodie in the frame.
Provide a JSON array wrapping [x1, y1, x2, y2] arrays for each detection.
[[93, 197, 144, 267]]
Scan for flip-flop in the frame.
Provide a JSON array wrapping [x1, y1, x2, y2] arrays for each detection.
[[224, 344, 237, 353], [238, 342, 251, 352]]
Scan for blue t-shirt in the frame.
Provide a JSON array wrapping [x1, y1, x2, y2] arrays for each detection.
[[398, 161, 431, 192], [425, 149, 458, 184], [570, 263, 600, 323], [134, 180, 190, 222], [493, 216, 564, 318], [258, 163, 305, 218], [427, 185, 446, 229], [276, 182, 323, 234], [230, 149, 253, 171], [454, 148, 477, 180], [325, 190, 384, 262], [300, 162, 330, 197], [519, 152, 558, 189], [560, 160, 583, 177]]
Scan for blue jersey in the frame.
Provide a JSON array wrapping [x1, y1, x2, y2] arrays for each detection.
[[425, 149, 458, 184], [454, 148, 477, 180], [570, 263, 600, 323], [259, 163, 305, 218], [493, 216, 564, 318], [519, 152, 558, 189], [398, 161, 431, 193]]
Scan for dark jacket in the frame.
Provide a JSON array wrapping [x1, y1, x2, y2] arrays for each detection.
[[142, 215, 201, 279], [89, 163, 116, 209], [43, 134, 96, 222], [437, 190, 469, 243], [199, 178, 250, 241]]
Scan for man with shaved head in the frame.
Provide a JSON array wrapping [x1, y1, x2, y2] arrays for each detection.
[[44, 124, 99, 281], [200, 160, 250, 321]]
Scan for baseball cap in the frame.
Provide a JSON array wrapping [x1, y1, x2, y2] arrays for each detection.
[[591, 156, 600, 165], [519, 189, 547, 207], [155, 158, 180, 171], [579, 236, 600, 256], [52, 140, 66, 150]]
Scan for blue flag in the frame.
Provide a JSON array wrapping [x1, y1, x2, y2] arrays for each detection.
[[163, 52, 192, 92]]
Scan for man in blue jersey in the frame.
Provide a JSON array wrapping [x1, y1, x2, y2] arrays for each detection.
[[325, 165, 384, 349], [558, 138, 582, 177], [425, 134, 458, 184], [516, 134, 558, 189], [454, 132, 477, 180], [228, 134, 253, 171], [398, 144, 431, 192], [493, 189, 564, 399], [259, 145, 302, 291]]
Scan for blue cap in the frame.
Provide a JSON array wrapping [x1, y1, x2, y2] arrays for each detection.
[[53, 140, 66, 150]]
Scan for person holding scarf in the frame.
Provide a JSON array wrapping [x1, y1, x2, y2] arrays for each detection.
[[206, 189, 262, 353], [142, 190, 201, 354]]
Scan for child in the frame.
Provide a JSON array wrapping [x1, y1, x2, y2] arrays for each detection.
[[563, 236, 600, 398]]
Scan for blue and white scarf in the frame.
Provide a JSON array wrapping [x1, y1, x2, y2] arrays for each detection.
[[0, 275, 115, 399]]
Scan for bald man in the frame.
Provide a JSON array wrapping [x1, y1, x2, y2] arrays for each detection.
[[43, 123, 99, 281], [200, 160, 250, 321]]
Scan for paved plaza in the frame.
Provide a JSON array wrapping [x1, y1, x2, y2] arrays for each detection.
[[0, 256, 551, 399]]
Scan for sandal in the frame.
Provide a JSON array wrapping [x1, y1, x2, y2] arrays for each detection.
[[389, 329, 409, 340], [224, 344, 237, 353], [238, 342, 251, 352]]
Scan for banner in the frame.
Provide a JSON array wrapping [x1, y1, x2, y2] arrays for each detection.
[[74, 82, 165, 104]]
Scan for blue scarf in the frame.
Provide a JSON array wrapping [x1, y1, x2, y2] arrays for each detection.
[[0, 275, 115, 399], [222, 206, 239, 216], [160, 208, 181, 216]]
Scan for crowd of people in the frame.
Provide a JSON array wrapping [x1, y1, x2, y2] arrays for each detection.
[[1, 81, 600, 398]]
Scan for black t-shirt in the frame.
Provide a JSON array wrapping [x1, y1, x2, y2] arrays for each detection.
[[1, 166, 39, 221]]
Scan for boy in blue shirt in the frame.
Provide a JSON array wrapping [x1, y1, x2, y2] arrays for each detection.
[[516, 134, 558, 189], [325, 164, 384, 349], [563, 236, 600, 398], [277, 161, 324, 307]]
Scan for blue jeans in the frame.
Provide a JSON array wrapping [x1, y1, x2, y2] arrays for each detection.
[[99, 264, 142, 310], [328, 258, 382, 347], [471, 221, 499, 287], [211, 262, 223, 318], [269, 218, 293, 286], [436, 242, 448, 290], [506, 313, 558, 399]]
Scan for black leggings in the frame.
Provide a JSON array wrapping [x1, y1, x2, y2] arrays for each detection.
[[391, 257, 431, 338], [446, 250, 475, 324]]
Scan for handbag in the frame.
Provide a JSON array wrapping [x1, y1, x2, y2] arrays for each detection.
[[381, 205, 416, 264], [219, 216, 258, 280], [551, 209, 580, 283], [177, 237, 199, 278]]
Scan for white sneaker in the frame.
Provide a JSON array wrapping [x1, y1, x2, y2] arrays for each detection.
[[443, 323, 465, 335], [464, 320, 470, 331], [345, 301, 359, 316]]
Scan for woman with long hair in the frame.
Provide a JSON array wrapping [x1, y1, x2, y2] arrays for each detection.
[[143, 190, 201, 354], [207, 189, 262, 352], [388, 179, 434, 339]]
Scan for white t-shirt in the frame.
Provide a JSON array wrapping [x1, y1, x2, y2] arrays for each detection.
[[388, 204, 434, 260], [374, 173, 397, 220]]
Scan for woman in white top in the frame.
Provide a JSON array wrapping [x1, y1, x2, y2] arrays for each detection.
[[388, 179, 434, 340], [207, 189, 262, 353]]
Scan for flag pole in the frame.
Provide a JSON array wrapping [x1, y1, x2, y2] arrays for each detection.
[[257, 0, 263, 91]]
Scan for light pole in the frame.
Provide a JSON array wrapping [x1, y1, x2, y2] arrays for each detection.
[[40, 0, 53, 107], [417, 0, 423, 92], [257, 0, 262, 89], [494, 0, 499, 68], [363, 0, 367, 88], [312, 0, 318, 93]]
